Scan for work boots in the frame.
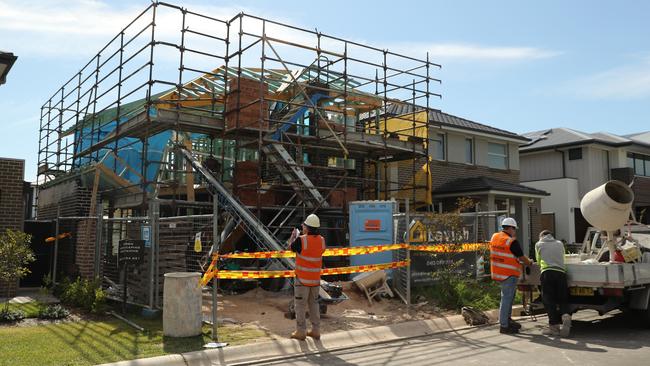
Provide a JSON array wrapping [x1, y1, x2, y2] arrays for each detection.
[[508, 318, 522, 330], [560, 314, 572, 337], [290, 331, 306, 341], [542, 324, 561, 336], [307, 330, 321, 340]]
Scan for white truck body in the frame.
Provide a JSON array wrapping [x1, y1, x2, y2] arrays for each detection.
[[519, 225, 650, 320]]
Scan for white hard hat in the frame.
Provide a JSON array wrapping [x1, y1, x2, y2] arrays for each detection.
[[501, 217, 518, 229], [304, 214, 320, 228]]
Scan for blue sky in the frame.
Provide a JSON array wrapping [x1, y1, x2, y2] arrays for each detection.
[[1, 0, 649, 181]]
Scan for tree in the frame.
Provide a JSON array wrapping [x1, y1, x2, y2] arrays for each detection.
[[0, 229, 34, 308]]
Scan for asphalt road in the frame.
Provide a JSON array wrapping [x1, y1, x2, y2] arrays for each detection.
[[252, 310, 650, 366]]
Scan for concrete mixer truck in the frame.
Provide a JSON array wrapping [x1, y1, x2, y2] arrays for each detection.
[[519, 180, 650, 325]]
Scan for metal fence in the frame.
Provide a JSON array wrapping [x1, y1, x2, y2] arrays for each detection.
[[392, 207, 506, 305], [49, 204, 506, 316]]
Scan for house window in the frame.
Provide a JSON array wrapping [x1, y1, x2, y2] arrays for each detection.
[[628, 152, 650, 177], [465, 138, 474, 164], [327, 157, 355, 170], [568, 147, 582, 160], [432, 133, 445, 160], [488, 142, 508, 169]]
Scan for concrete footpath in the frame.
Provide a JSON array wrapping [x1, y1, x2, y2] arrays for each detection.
[[98, 307, 523, 366]]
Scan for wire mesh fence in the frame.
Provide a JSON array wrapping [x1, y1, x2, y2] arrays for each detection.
[[391, 208, 506, 304], [50, 204, 506, 318]]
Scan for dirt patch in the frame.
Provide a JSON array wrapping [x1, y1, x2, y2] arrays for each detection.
[[203, 281, 455, 340]]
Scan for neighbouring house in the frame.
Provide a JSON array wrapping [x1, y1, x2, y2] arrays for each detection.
[[520, 128, 650, 244], [380, 107, 548, 255]]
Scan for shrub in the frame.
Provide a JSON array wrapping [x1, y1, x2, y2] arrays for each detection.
[[38, 304, 70, 319], [59, 277, 107, 313], [0, 230, 34, 312], [0, 308, 25, 323]]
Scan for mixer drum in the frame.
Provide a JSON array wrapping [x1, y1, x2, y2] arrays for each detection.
[[580, 180, 634, 231]]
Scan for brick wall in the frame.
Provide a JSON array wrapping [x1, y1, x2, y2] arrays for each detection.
[[0, 158, 25, 232], [37, 178, 95, 279], [0, 158, 25, 297], [225, 77, 269, 131]]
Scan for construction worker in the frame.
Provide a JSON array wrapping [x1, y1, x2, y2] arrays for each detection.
[[287, 214, 326, 341], [535, 230, 571, 337], [490, 217, 532, 334]]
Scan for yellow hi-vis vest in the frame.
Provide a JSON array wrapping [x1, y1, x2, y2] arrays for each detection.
[[295, 234, 326, 286], [489, 231, 521, 281]]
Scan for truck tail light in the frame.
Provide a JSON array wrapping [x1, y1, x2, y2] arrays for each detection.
[[601, 288, 624, 297]]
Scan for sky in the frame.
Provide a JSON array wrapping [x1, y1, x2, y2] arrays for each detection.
[[1, 0, 649, 181]]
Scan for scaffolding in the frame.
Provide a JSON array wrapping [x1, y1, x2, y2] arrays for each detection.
[[38, 2, 441, 249]]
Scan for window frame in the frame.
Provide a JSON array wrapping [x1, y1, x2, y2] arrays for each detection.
[[487, 142, 508, 170], [568, 147, 583, 160], [432, 133, 446, 161], [464, 137, 474, 164], [628, 152, 650, 177]]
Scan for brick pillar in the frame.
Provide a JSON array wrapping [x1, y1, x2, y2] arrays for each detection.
[[0, 158, 25, 297], [75, 219, 97, 279]]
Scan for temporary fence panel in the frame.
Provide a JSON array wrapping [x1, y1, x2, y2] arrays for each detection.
[[98, 216, 151, 307], [157, 214, 214, 310]]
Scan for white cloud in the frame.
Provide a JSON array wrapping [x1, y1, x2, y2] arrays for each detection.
[[0, 1, 244, 57], [389, 42, 560, 62], [566, 56, 650, 99]]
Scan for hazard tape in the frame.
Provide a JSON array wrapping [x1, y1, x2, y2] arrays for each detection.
[[206, 260, 411, 280], [216, 242, 485, 259], [320, 260, 409, 275], [200, 242, 488, 284], [217, 243, 408, 259]]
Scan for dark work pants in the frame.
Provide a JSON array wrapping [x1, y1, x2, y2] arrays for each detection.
[[540, 270, 569, 325]]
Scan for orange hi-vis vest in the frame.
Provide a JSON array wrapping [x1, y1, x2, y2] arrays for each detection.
[[295, 234, 326, 286], [489, 231, 521, 281]]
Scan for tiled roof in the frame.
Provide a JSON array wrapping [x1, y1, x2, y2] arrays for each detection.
[[433, 176, 549, 196], [384, 104, 528, 141], [521, 128, 650, 152]]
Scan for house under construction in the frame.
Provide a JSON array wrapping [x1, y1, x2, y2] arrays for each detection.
[[36, 3, 442, 285]]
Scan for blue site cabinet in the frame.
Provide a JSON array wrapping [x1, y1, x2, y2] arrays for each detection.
[[349, 201, 395, 269]]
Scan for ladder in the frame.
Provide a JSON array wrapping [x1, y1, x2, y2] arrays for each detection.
[[179, 147, 294, 270], [264, 92, 330, 208]]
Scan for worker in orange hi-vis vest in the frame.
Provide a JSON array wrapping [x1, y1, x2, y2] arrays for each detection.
[[287, 214, 326, 341], [490, 217, 533, 335]]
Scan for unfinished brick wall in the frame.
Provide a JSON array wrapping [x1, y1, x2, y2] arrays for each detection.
[[0, 158, 25, 297], [225, 77, 269, 131], [37, 179, 95, 279]]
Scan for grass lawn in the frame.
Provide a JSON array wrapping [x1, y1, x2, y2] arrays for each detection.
[[0, 312, 267, 366]]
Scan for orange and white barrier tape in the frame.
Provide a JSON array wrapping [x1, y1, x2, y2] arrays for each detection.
[[200, 242, 488, 285], [217, 243, 408, 259], [216, 242, 486, 259], [320, 260, 409, 276], [204, 260, 411, 281]]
